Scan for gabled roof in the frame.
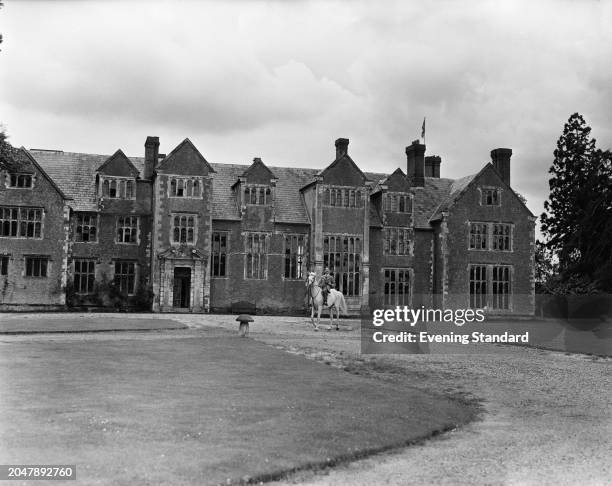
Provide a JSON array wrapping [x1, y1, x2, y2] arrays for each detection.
[[156, 138, 215, 175], [19, 149, 71, 200], [29, 150, 145, 211], [382, 167, 411, 192], [96, 149, 140, 178], [212, 163, 316, 222], [429, 162, 535, 221], [28, 147, 529, 228], [241, 157, 277, 182], [318, 154, 367, 185]]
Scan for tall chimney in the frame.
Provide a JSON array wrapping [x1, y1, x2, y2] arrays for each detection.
[[406, 140, 426, 187], [425, 155, 441, 178], [144, 136, 159, 179], [490, 148, 512, 186], [335, 138, 349, 159]]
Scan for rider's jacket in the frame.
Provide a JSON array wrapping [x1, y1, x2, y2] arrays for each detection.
[[318, 274, 335, 291]]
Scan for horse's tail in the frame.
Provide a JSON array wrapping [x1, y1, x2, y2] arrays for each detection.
[[339, 293, 348, 315]]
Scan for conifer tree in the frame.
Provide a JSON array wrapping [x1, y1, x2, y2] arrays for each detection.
[[540, 113, 612, 291]]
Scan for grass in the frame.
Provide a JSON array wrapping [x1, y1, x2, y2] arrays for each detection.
[[0, 330, 475, 485]]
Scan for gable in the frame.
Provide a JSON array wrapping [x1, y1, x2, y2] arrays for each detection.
[[157, 138, 215, 176], [319, 155, 366, 186], [97, 149, 139, 177], [242, 158, 277, 184], [384, 168, 411, 192], [16, 149, 70, 200], [446, 164, 534, 218]]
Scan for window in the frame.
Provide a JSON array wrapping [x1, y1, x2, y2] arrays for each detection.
[[101, 177, 135, 199], [0, 206, 43, 238], [383, 268, 411, 307], [25, 256, 48, 277], [245, 233, 267, 279], [323, 235, 361, 296], [170, 177, 201, 198], [492, 224, 512, 251], [284, 234, 306, 279], [384, 193, 411, 213], [8, 173, 33, 188], [323, 187, 362, 208], [0, 256, 8, 276], [211, 232, 228, 277], [469, 265, 487, 308], [116, 216, 138, 244], [482, 187, 500, 206], [469, 264, 512, 310], [491, 266, 511, 310], [172, 214, 196, 244], [74, 259, 95, 294], [75, 213, 98, 242], [469, 222, 513, 251], [469, 223, 488, 250], [383, 228, 411, 255], [114, 261, 136, 295], [244, 185, 271, 205]]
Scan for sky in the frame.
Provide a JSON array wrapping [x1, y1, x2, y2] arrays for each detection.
[[1, 0, 611, 225]]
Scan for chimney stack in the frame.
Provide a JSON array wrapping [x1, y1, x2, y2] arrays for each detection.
[[425, 155, 441, 178], [144, 136, 160, 179], [406, 140, 426, 187], [335, 138, 349, 159], [490, 148, 512, 186]]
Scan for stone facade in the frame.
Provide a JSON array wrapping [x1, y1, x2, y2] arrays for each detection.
[[0, 136, 535, 315]]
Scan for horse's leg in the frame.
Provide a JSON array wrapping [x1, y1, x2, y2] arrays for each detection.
[[311, 303, 318, 331]]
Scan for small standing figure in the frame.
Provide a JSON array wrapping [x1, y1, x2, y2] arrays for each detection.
[[319, 267, 335, 306]]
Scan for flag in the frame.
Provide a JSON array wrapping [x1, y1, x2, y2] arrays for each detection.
[[421, 117, 426, 139]]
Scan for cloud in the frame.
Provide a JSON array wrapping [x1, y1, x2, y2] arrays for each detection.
[[0, 0, 610, 222]]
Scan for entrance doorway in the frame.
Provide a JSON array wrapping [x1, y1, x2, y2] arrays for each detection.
[[173, 267, 191, 309]]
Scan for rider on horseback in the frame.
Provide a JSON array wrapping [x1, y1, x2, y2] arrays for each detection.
[[319, 267, 335, 306]]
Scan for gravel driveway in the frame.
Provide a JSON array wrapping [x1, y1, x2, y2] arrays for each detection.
[[178, 314, 611, 486]]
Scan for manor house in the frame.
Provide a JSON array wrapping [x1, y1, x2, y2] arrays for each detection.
[[0, 136, 536, 314]]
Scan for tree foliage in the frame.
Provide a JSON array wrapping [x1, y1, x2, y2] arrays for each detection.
[[540, 113, 612, 292], [0, 127, 19, 170]]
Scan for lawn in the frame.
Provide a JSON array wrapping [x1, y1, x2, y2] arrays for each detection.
[[0, 330, 474, 485]]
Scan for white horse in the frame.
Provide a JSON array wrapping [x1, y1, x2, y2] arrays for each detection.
[[305, 271, 348, 330]]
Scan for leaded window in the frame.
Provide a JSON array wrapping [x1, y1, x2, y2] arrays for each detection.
[[25, 256, 48, 277], [323, 235, 361, 296], [0, 206, 43, 238], [469, 265, 488, 308], [114, 261, 136, 295], [75, 213, 98, 242], [172, 214, 196, 244], [170, 177, 201, 198], [383, 268, 411, 307], [284, 234, 306, 279], [384, 194, 411, 213], [383, 227, 411, 255], [323, 187, 362, 208], [117, 216, 138, 244], [244, 185, 271, 205], [211, 232, 228, 277], [8, 173, 33, 188], [492, 224, 512, 251], [101, 177, 136, 199], [74, 259, 95, 294], [482, 188, 500, 206], [245, 232, 267, 279], [469, 223, 488, 250], [469, 264, 512, 310]]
